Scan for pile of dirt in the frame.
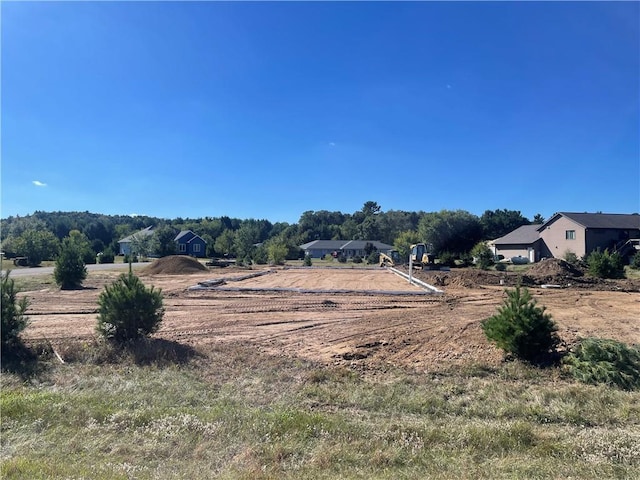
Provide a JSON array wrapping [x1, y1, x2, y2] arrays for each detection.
[[527, 258, 584, 279], [141, 256, 208, 275], [416, 270, 532, 288]]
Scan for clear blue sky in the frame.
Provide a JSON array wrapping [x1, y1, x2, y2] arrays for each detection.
[[2, 1, 638, 224]]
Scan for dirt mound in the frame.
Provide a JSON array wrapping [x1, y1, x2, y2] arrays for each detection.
[[141, 256, 208, 275], [527, 258, 584, 279]]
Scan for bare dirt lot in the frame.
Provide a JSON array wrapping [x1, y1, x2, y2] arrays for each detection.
[[21, 258, 640, 371]]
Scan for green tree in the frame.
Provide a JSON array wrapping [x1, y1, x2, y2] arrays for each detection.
[[67, 229, 95, 264], [482, 286, 560, 364], [480, 209, 530, 240], [1, 271, 29, 348], [393, 230, 421, 262], [532, 214, 545, 224], [471, 242, 494, 270], [234, 222, 261, 260], [151, 225, 178, 257], [214, 229, 236, 257], [267, 242, 288, 265], [14, 229, 60, 266], [586, 249, 625, 279], [417, 210, 483, 255], [130, 232, 153, 261], [97, 272, 164, 343], [54, 236, 88, 289]]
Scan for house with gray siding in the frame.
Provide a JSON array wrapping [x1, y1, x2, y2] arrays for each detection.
[[300, 240, 394, 259], [118, 226, 155, 255], [490, 225, 541, 262]]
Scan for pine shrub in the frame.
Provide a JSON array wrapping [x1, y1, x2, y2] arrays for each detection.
[[54, 241, 88, 289], [303, 255, 312, 266], [97, 272, 164, 344], [563, 338, 640, 391], [586, 249, 625, 279], [1, 271, 29, 347], [481, 286, 560, 364], [630, 251, 640, 270]]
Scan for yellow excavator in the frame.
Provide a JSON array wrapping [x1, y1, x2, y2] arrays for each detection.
[[410, 243, 437, 269], [379, 249, 402, 267]]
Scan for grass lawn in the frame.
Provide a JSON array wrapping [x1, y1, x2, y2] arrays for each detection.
[[2, 341, 639, 480]]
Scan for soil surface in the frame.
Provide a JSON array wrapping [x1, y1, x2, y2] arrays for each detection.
[[20, 259, 640, 371]]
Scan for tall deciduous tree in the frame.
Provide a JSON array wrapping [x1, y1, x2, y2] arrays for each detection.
[[393, 230, 421, 261], [14, 229, 60, 266], [480, 209, 530, 240], [214, 229, 235, 257], [418, 210, 483, 255]]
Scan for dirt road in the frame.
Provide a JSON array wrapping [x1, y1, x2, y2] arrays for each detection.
[[20, 266, 640, 371]]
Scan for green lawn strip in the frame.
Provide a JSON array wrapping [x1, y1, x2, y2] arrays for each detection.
[[1, 354, 639, 479]]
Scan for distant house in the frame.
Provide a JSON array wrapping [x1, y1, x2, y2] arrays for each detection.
[[537, 212, 640, 260], [300, 240, 394, 259], [118, 226, 155, 256], [174, 230, 207, 258], [491, 212, 640, 263], [490, 225, 542, 263]]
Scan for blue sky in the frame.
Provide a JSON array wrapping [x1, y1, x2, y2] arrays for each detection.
[[2, 1, 638, 224]]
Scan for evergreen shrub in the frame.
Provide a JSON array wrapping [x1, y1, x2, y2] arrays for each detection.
[[97, 272, 164, 344], [482, 286, 560, 364], [563, 338, 640, 391], [586, 249, 624, 279], [1, 272, 29, 348], [54, 240, 87, 289]]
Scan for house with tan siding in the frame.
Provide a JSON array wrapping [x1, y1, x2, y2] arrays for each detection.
[[537, 212, 640, 260], [491, 212, 640, 262]]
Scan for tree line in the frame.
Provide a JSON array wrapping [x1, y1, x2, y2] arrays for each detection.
[[0, 203, 543, 266]]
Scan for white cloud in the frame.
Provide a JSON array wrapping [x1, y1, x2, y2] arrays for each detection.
[[329, 142, 336, 147], [32, 180, 47, 187], [446, 84, 452, 89]]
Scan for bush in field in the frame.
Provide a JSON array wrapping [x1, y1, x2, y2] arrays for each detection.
[[495, 262, 507, 272], [438, 251, 456, 267], [54, 238, 88, 290], [366, 252, 380, 265], [337, 254, 347, 263], [471, 242, 494, 270], [630, 251, 640, 270], [352, 255, 363, 264], [123, 254, 138, 264], [98, 248, 115, 264], [267, 242, 288, 265], [303, 255, 312, 266], [1, 271, 29, 348], [586, 249, 624, 279], [482, 286, 560, 364], [253, 245, 268, 265], [97, 272, 164, 344], [563, 338, 640, 391]]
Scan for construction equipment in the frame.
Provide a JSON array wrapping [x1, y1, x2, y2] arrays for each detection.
[[410, 243, 437, 269], [379, 249, 402, 267]]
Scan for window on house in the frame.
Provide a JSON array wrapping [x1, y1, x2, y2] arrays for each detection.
[[179, 243, 186, 252], [566, 230, 576, 240], [193, 244, 201, 253]]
